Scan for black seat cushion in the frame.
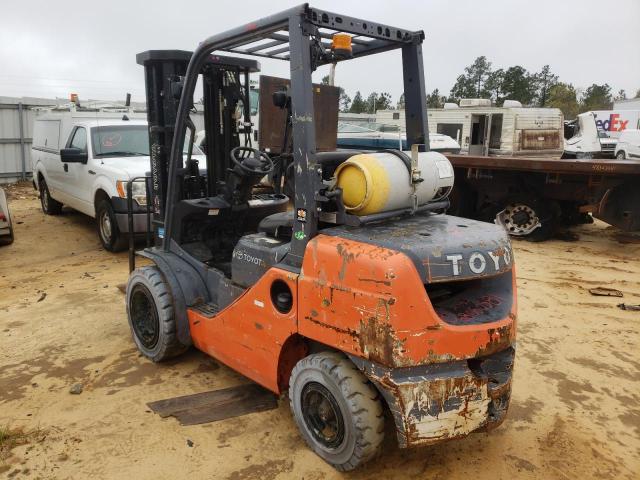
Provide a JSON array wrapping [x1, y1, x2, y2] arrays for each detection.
[[258, 211, 294, 239]]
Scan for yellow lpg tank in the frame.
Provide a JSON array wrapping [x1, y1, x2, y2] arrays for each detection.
[[334, 151, 454, 215]]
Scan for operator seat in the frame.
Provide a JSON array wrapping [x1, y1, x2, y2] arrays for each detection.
[[258, 211, 294, 240]]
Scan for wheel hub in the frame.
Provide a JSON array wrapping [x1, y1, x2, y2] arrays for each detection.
[[495, 203, 541, 236], [129, 284, 160, 349], [301, 382, 345, 450], [100, 210, 112, 244]]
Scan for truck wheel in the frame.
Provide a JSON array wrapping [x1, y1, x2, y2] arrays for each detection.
[[616, 151, 626, 160], [0, 229, 14, 246], [289, 352, 384, 472], [493, 197, 559, 242], [39, 178, 63, 215], [96, 200, 127, 252], [126, 266, 187, 362]]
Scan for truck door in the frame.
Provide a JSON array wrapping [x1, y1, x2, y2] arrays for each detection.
[[63, 126, 94, 215], [469, 114, 489, 155]]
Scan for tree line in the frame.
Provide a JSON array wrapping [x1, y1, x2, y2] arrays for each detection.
[[331, 57, 639, 119]]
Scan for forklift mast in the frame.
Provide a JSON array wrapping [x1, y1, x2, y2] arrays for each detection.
[[136, 50, 259, 243]]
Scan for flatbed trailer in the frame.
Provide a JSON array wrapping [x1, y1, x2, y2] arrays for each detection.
[[445, 154, 640, 240]]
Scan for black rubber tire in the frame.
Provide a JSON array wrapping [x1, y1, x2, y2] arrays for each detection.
[[0, 230, 13, 246], [39, 177, 63, 215], [616, 151, 626, 160], [126, 266, 187, 362], [96, 199, 127, 252], [527, 200, 561, 242], [289, 352, 384, 472], [447, 182, 476, 218]]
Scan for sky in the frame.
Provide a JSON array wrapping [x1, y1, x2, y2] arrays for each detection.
[[0, 0, 638, 105]]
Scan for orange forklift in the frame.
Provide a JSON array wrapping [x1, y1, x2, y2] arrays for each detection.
[[126, 4, 517, 471]]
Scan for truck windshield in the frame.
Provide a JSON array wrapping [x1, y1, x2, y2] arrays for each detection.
[[91, 125, 203, 158]]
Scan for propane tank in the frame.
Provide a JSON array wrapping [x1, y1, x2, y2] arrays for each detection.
[[334, 151, 454, 216]]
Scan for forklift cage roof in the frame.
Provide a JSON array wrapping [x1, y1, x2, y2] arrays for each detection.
[[215, 7, 424, 63], [166, 3, 430, 267]]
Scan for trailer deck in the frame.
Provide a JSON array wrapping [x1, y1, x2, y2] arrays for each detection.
[[444, 154, 640, 236], [446, 154, 640, 176]]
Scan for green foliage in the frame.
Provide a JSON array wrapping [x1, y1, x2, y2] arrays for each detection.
[[426, 89, 446, 108], [449, 56, 493, 102], [365, 92, 378, 113], [485, 68, 505, 105], [361, 92, 393, 113], [500, 66, 538, 106], [614, 89, 627, 101], [321, 74, 351, 112], [535, 65, 558, 106], [547, 82, 579, 119], [375, 92, 393, 111], [340, 56, 624, 116], [339, 91, 351, 112], [579, 83, 613, 112], [348, 91, 367, 113]]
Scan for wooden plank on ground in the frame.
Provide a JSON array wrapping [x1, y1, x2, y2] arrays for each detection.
[[147, 383, 278, 426]]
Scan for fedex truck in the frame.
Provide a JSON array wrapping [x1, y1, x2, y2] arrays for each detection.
[[592, 110, 640, 138], [564, 110, 640, 158]]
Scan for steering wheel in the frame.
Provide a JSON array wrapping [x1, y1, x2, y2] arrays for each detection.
[[230, 146, 274, 175]]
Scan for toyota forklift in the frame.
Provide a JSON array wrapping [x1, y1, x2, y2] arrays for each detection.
[[126, 4, 517, 471]]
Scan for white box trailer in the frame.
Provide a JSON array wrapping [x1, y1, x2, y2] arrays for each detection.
[[377, 100, 565, 158], [591, 110, 640, 138]]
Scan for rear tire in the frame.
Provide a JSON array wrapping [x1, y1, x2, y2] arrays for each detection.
[[0, 230, 13, 246], [96, 199, 127, 252], [448, 182, 476, 218], [289, 352, 384, 472], [126, 266, 187, 362], [616, 151, 626, 160], [39, 178, 62, 215]]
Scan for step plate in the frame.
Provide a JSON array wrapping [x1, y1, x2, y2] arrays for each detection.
[[190, 302, 219, 318]]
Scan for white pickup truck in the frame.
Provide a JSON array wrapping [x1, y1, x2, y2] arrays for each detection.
[[31, 109, 203, 251]]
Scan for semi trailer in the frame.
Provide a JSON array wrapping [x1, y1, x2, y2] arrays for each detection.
[[446, 153, 640, 240]]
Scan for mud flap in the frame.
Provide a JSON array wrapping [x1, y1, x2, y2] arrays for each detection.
[[595, 181, 640, 232]]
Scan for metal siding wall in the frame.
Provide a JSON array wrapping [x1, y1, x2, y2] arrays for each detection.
[[0, 103, 31, 184]]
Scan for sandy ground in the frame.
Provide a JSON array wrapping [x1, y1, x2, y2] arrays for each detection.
[[0, 181, 638, 480]]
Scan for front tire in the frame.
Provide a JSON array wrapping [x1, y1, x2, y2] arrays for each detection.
[[289, 352, 384, 472], [616, 151, 626, 160], [96, 199, 127, 252], [39, 178, 63, 215], [126, 266, 187, 362]]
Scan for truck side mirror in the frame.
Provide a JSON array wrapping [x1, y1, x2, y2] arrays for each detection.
[[60, 148, 88, 164]]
